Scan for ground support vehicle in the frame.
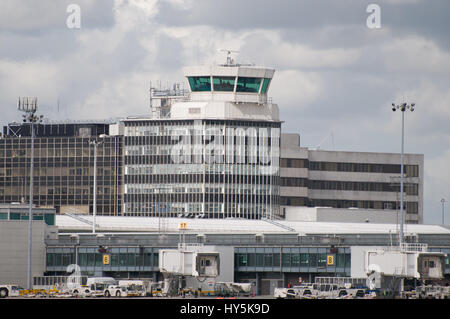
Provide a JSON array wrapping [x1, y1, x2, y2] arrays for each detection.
[[147, 282, 164, 297], [416, 285, 450, 299], [70, 277, 116, 297], [118, 280, 146, 297], [274, 288, 288, 299], [0, 285, 24, 298], [104, 285, 127, 297]]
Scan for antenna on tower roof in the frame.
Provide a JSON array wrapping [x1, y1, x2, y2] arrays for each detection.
[[218, 49, 239, 66]]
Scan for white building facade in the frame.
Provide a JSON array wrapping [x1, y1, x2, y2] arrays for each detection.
[[121, 61, 282, 219]]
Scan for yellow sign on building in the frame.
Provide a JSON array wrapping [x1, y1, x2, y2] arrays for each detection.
[[103, 254, 110, 265], [327, 255, 334, 265], [179, 222, 188, 230]]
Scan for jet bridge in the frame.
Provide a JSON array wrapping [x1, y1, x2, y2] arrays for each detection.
[[159, 243, 220, 278]]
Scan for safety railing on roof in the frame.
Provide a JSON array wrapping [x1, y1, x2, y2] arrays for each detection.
[[261, 217, 296, 232], [65, 211, 100, 229]]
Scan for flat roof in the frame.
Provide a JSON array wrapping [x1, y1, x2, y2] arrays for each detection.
[[55, 215, 450, 235]]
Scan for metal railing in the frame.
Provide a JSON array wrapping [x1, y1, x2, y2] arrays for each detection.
[[315, 277, 366, 288], [65, 211, 100, 229], [261, 217, 296, 232], [400, 243, 428, 252], [177, 243, 204, 251]]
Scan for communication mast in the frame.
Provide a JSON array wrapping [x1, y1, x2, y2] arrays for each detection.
[[218, 49, 239, 66]]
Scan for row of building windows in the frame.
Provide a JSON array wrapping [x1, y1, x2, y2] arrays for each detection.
[[125, 201, 278, 218], [0, 176, 118, 186], [125, 193, 276, 202], [45, 250, 357, 271], [126, 164, 277, 176], [280, 158, 308, 169], [309, 161, 419, 177], [0, 212, 55, 225], [0, 187, 113, 197], [46, 248, 161, 268], [187, 76, 271, 94], [0, 148, 119, 158], [0, 158, 119, 168], [308, 180, 419, 196], [235, 252, 351, 269], [280, 158, 420, 178], [126, 174, 277, 185]]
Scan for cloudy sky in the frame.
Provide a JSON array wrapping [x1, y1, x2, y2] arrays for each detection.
[[0, 0, 449, 224]]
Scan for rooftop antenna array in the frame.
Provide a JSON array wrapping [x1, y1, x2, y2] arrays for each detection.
[[218, 49, 239, 66], [18, 97, 38, 115]]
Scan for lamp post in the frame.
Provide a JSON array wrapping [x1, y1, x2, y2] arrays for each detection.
[[90, 136, 104, 233], [441, 198, 446, 225], [18, 97, 43, 289], [391, 102, 415, 246]]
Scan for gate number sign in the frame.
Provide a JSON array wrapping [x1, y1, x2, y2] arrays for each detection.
[[103, 254, 110, 265], [327, 255, 334, 265]]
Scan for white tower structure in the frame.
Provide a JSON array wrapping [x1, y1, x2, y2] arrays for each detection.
[[122, 57, 282, 219], [170, 61, 278, 121]]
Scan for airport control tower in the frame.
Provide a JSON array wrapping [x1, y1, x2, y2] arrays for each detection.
[[123, 54, 282, 219]]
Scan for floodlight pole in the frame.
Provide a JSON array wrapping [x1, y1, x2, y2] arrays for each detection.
[[391, 102, 415, 247], [441, 198, 446, 225], [400, 109, 405, 245], [90, 137, 104, 233], [18, 97, 41, 290], [93, 141, 97, 233], [28, 119, 34, 289]]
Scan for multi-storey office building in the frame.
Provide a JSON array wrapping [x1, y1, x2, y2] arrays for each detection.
[[122, 118, 281, 219], [0, 122, 123, 215], [280, 133, 423, 224]]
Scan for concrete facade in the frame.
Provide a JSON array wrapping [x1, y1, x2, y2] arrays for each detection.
[[280, 133, 424, 224], [284, 207, 399, 224], [0, 220, 55, 287]]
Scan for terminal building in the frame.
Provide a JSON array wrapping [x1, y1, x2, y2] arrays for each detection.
[[45, 216, 450, 295], [0, 58, 439, 292], [1, 209, 448, 293]]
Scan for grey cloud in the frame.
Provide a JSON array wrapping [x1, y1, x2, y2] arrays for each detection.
[[0, 30, 78, 61], [156, 0, 367, 30], [0, 0, 115, 34], [153, 34, 185, 72], [156, 0, 450, 50]]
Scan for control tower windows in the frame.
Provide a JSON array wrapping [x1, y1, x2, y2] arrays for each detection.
[[236, 77, 262, 93], [260, 78, 271, 94], [188, 77, 211, 92], [212, 77, 235, 92]]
